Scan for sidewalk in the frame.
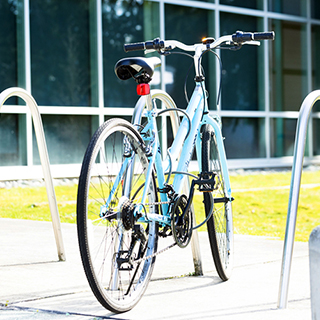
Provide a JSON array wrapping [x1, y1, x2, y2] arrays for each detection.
[[0, 218, 311, 319]]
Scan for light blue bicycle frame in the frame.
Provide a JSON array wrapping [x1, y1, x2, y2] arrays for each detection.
[[129, 80, 232, 227]]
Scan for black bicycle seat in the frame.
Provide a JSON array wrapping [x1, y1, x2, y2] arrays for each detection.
[[114, 57, 161, 81]]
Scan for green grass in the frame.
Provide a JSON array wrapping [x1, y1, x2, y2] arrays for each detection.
[[230, 171, 320, 242], [1, 170, 320, 242], [0, 184, 78, 223]]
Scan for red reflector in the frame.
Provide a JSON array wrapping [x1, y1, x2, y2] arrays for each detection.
[[136, 83, 150, 96]]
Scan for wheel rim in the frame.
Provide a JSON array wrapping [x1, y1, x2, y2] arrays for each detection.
[[209, 135, 233, 277], [78, 122, 158, 312], [202, 126, 233, 280]]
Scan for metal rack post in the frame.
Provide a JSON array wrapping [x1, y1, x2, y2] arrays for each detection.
[[0, 87, 66, 261], [278, 90, 320, 308]]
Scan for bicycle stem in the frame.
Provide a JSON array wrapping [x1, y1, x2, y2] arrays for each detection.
[[194, 45, 204, 77]]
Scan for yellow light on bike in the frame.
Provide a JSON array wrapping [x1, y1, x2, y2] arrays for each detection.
[[202, 37, 215, 44]]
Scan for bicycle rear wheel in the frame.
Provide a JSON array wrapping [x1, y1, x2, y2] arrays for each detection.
[[77, 118, 158, 313], [201, 124, 233, 281]]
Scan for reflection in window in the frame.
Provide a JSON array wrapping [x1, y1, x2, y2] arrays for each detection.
[[220, 13, 264, 111], [270, 20, 307, 112], [270, 118, 297, 157], [222, 118, 265, 159], [311, 0, 320, 19], [103, 1, 159, 108], [105, 115, 131, 122], [313, 118, 320, 156], [312, 25, 320, 112], [185, 0, 214, 2], [268, 0, 306, 16], [220, 0, 262, 10], [165, 5, 213, 109], [0, 114, 26, 166], [0, 0, 19, 102], [33, 115, 93, 164], [30, 0, 91, 106]]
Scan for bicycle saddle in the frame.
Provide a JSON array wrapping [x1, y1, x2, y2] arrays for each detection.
[[114, 57, 161, 81]]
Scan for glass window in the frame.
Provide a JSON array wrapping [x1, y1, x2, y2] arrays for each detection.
[[312, 25, 320, 112], [220, 13, 264, 111], [30, 0, 91, 106], [220, 0, 263, 10], [103, 1, 159, 108], [33, 115, 93, 165], [268, 0, 306, 16], [185, 0, 214, 2], [165, 5, 214, 109], [311, 0, 320, 19], [313, 119, 320, 156], [269, 20, 308, 112], [0, 3, 26, 166], [0, 0, 19, 102], [222, 117, 266, 159], [105, 115, 131, 122], [270, 118, 297, 157], [0, 114, 26, 166]]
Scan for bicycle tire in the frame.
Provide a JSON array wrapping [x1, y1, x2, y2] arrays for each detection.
[[77, 118, 158, 313], [201, 124, 234, 281]]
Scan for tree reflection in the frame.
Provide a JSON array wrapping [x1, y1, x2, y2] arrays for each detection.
[[30, 0, 91, 106], [102, 0, 145, 108], [0, 0, 18, 93]]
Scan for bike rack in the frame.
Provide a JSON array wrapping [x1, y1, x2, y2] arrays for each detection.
[[278, 90, 320, 308], [0, 87, 66, 261]]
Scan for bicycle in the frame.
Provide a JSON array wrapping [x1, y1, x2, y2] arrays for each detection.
[[76, 30, 275, 313]]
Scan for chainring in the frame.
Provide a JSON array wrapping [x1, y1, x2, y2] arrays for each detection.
[[171, 194, 193, 248]]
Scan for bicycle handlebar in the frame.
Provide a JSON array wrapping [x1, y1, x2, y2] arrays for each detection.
[[124, 31, 275, 53]]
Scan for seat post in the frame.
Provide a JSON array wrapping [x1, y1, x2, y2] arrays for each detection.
[[136, 83, 153, 111]]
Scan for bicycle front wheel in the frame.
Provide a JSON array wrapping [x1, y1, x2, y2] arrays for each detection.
[[201, 124, 233, 281], [77, 119, 158, 313]]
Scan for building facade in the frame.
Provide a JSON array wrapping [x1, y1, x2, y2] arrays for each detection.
[[0, 0, 320, 180]]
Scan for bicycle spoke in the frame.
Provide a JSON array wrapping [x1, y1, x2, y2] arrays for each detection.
[[77, 119, 158, 313]]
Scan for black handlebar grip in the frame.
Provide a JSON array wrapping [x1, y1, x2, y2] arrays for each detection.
[[124, 38, 165, 53], [232, 31, 253, 43], [253, 31, 275, 41], [124, 42, 146, 52]]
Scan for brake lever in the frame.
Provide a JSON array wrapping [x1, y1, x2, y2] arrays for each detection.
[[144, 49, 157, 54], [242, 40, 260, 46]]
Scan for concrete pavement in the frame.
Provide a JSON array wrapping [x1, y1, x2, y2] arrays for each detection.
[[0, 218, 311, 319]]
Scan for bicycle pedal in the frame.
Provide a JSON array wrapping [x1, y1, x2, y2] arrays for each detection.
[[117, 250, 134, 271], [199, 184, 215, 192], [195, 172, 217, 192], [119, 265, 133, 271]]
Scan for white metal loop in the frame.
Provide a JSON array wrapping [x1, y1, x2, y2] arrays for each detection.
[[278, 90, 320, 308], [0, 87, 66, 261]]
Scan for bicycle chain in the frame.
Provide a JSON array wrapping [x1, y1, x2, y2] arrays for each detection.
[[133, 241, 177, 266], [144, 201, 171, 206], [131, 200, 177, 265]]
